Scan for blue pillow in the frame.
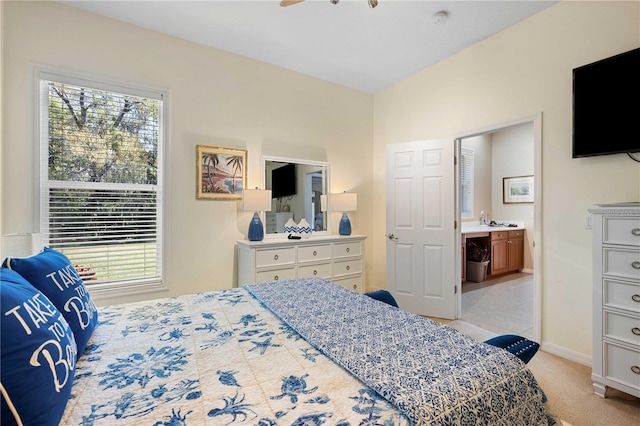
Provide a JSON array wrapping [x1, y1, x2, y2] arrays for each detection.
[[3, 247, 98, 358], [1, 268, 77, 426]]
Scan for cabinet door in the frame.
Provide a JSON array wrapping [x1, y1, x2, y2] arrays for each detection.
[[491, 239, 509, 275], [508, 237, 524, 272]]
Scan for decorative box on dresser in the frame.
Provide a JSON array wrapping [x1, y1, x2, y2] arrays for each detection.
[[237, 235, 366, 293], [588, 203, 640, 398]]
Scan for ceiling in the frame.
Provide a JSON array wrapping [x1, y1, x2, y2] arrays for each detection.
[[61, 0, 557, 93]]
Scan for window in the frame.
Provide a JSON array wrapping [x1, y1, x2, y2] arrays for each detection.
[[38, 70, 165, 296], [460, 148, 474, 219]]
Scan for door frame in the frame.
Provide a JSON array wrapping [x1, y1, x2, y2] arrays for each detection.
[[454, 113, 542, 343]]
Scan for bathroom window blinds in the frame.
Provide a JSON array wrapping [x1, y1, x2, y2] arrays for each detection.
[[460, 148, 474, 219]]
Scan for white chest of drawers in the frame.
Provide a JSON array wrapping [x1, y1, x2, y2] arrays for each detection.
[[265, 212, 294, 234], [589, 204, 640, 398], [237, 235, 366, 293]]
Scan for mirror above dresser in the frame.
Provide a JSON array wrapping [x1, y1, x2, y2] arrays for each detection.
[[262, 156, 330, 236]]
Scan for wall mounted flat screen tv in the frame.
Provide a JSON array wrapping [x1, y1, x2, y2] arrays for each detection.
[[271, 163, 296, 199], [572, 47, 640, 158]]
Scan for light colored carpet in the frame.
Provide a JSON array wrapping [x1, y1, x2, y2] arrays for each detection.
[[441, 319, 640, 426]]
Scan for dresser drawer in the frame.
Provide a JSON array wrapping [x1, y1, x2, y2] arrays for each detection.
[[604, 217, 640, 247], [255, 247, 296, 268], [604, 342, 640, 391], [604, 279, 640, 314], [255, 267, 296, 282], [333, 241, 362, 258], [603, 248, 640, 281], [298, 244, 331, 263], [333, 259, 362, 277], [604, 311, 640, 347], [333, 275, 363, 293], [298, 263, 331, 279]]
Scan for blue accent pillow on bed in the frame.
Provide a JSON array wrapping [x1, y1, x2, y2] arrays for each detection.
[[3, 247, 98, 358], [1, 267, 77, 426]]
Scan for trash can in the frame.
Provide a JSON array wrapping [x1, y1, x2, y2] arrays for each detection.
[[466, 260, 489, 283]]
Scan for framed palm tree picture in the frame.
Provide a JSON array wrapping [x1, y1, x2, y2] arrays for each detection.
[[196, 145, 247, 200]]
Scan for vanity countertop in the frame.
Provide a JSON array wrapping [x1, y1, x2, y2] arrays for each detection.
[[461, 222, 525, 234]]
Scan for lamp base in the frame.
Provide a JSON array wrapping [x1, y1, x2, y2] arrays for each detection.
[[339, 212, 352, 236], [248, 212, 265, 241]]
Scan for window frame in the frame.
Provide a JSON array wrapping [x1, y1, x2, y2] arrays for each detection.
[[35, 66, 169, 300]]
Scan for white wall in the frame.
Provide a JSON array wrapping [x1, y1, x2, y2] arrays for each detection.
[[372, 1, 639, 358], [1, 1, 374, 305], [492, 124, 535, 270]]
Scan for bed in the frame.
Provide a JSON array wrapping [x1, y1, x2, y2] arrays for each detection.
[[2, 252, 551, 426]]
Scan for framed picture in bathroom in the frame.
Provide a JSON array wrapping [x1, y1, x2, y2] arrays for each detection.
[[503, 175, 534, 204]]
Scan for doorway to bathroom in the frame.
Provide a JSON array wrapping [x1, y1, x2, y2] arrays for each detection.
[[458, 116, 540, 342]]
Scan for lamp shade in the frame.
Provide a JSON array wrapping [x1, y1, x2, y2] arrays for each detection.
[[242, 189, 272, 212], [331, 192, 357, 212]]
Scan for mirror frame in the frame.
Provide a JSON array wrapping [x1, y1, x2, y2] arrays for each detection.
[[262, 155, 331, 238]]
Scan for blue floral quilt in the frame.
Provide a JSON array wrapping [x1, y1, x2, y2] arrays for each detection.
[[245, 278, 549, 426], [61, 285, 409, 425]]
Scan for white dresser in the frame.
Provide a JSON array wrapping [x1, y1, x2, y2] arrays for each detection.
[[589, 203, 640, 398], [237, 235, 366, 293], [265, 212, 294, 234]]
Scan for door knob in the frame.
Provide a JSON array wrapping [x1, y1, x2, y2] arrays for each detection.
[[386, 233, 398, 242]]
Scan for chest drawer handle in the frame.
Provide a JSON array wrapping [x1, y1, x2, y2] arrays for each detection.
[[632, 327, 640, 336], [632, 228, 640, 236], [346, 265, 351, 271], [632, 261, 640, 270], [313, 270, 318, 275], [346, 248, 350, 253], [313, 251, 317, 256], [632, 294, 640, 303], [632, 366, 640, 375], [274, 275, 279, 280], [274, 254, 279, 261]]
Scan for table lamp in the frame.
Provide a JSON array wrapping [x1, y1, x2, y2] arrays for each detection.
[[242, 188, 272, 241], [331, 192, 357, 236]]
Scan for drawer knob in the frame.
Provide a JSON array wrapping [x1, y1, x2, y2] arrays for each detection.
[[346, 248, 350, 253], [632, 261, 640, 270], [274, 275, 279, 280], [632, 327, 640, 336], [313, 251, 317, 256], [274, 254, 279, 261], [632, 228, 640, 236], [353, 284, 357, 289], [346, 265, 351, 271], [632, 366, 640, 375], [632, 294, 640, 303], [313, 270, 317, 276]]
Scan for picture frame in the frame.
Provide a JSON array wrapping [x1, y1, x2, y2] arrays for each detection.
[[502, 175, 534, 204], [196, 145, 247, 200]]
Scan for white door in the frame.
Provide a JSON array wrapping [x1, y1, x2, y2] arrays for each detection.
[[386, 140, 457, 319]]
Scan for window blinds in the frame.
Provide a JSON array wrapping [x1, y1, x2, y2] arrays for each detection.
[[39, 74, 163, 287], [460, 148, 474, 218]]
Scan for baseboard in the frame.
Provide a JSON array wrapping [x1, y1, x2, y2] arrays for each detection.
[[541, 341, 592, 367], [521, 268, 534, 274]]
